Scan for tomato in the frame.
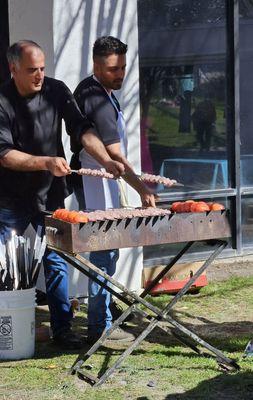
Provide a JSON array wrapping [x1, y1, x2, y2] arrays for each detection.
[[55, 209, 69, 220], [171, 202, 181, 212], [190, 202, 199, 212], [62, 210, 72, 221], [53, 209, 89, 223], [67, 211, 80, 223], [52, 209, 59, 218], [189, 201, 209, 212], [53, 208, 65, 219], [184, 200, 195, 212], [194, 202, 210, 212], [177, 202, 185, 213], [211, 203, 225, 211]]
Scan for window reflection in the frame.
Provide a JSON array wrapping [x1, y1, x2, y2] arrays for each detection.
[[242, 196, 253, 246], [240, 1, 253, 187], [138, 0, 227, 192]]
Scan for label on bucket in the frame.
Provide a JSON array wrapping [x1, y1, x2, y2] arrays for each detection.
[[0, 316, 13, 350]]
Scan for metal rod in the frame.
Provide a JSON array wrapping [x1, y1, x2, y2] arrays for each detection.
[[56, 240, 239, 386]]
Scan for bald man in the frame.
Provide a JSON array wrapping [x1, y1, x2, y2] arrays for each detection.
[[0, 40, 124, 349]]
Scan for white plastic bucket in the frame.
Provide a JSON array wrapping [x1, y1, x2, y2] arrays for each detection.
[[0, 288, 36, 360]]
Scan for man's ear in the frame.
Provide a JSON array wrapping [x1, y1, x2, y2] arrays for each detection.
[[9, 63, 17, 76]]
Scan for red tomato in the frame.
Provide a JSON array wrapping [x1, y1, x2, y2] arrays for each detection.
[[194, 202, 210, 212], [171, 202, 181, 212], [211, 203, 225, 211], [176, 201, 184, 213], [56, 209, 69, 220], [52, 209, 59, 218], [67, 211, 80, 223], [184, 200, 195, 212], [61, 210, 72, 221], [52, 209, 65, 219], [190, 202, 199, 212]]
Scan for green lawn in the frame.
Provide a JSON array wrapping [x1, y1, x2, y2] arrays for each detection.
[[1, 276, 253, 400], [147, 101, 226, 150]]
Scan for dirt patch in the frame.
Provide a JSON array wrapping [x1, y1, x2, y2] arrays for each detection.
[[207, 255, 253, 282]]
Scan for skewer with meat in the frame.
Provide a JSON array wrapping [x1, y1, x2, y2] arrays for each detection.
[[71, 168, 178, 188], [140, 173, 177, 187], [74, 168, 114, 179], [52, 207, 171, 223]]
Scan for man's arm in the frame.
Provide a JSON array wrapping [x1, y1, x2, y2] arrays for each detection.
[[80, 130, 125, 177], [0, 150, 70, 176], [0, 99, 70, 177], [105, 142, 156, 207], [81, 132, 156, 207]]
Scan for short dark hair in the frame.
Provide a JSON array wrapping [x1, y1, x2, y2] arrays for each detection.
[[7, 40, 43, 65], [93, 36, 127, 60]]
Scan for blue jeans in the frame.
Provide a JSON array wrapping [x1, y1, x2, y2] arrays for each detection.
[[0, 208, 72, 336], [88, 249, 119, 335]]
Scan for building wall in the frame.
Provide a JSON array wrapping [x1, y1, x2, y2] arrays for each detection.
[[8, 0, 143, 294], [8, 0, 55, 77]]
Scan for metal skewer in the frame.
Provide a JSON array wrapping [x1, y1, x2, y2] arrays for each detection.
[[0, 230, 46, 291], [70, 169, 184, 187]]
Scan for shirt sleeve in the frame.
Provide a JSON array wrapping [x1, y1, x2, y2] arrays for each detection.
[[74, 84, 120, 146], [0, 104, 15, 157], [58, 81, 93, 142]]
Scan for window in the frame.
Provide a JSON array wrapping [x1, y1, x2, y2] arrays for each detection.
[[0, 0, 9, 84], [239, 2, 253, 187], [137, 0, 228, 192]]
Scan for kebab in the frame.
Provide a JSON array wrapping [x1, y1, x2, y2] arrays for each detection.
[[52, 207, 172, 224], [70, 168, 181, 188]]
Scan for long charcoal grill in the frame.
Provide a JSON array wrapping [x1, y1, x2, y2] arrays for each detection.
[[45, 210, 240, 386], [45, 210, 231, 253]]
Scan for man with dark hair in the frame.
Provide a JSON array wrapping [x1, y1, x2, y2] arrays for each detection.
[[0, 40, 124, 349], [73, 36, 156, 344]]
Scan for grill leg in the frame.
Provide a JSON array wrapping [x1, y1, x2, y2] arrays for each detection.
[[65, 242, 197, 375], [50, 241, 240, 386]]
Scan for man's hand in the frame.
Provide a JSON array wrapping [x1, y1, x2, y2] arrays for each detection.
[[104, 159, 125, 178], [45, 157, 71, 176], [0, 150, 71, 176], [140, 191, 157, 208]]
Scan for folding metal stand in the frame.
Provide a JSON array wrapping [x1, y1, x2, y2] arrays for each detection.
[[50, 239, 240, 386]]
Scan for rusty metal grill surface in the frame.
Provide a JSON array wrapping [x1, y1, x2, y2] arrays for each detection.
[[45, 211, 231, 254]]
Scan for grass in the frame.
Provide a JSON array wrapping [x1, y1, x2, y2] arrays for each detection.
[[147, 100, 226, 150], [1, 276, 253, 399]]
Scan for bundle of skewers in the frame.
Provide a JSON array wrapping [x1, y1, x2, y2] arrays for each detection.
[[0, 226, 46, 291]]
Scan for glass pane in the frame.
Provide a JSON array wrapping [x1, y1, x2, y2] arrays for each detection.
[[0, 0, 9, 84], [239, 1, 253, 187], [242, 196, 253, 247], [137, 0, 228, 193]]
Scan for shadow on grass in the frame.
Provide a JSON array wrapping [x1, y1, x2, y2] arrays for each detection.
[[128, 313, 253, 352], [9, 298, 246, 382], [32, 304, 253, 361], [164, 371, 253, 400]]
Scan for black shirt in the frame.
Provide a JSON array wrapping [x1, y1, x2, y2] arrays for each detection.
[[0, 77, 92, 212], [72, 76, 120, 153]]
